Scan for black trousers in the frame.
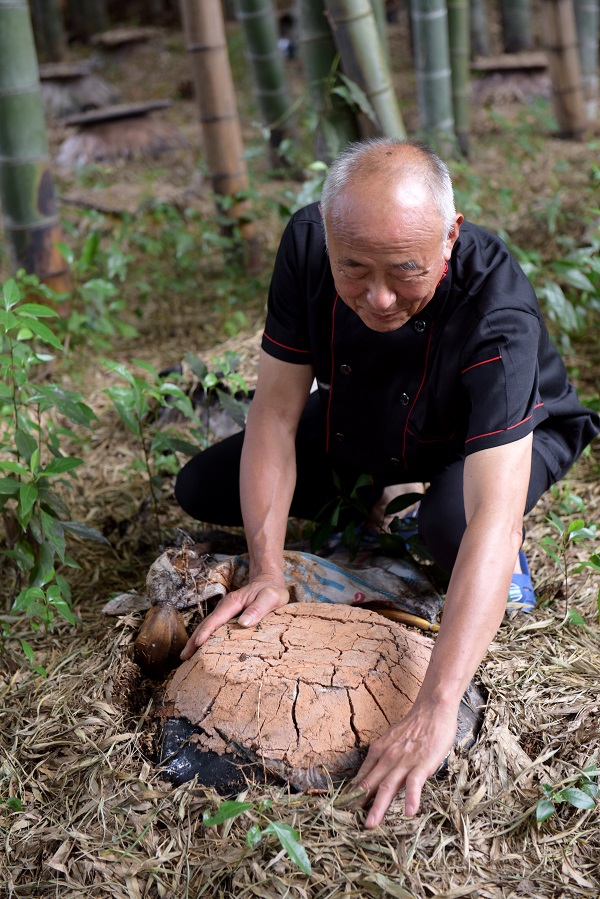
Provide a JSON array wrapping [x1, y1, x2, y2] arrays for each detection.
[[175, 393, 554, 573]]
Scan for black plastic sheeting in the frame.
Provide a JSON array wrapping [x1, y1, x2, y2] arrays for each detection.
[[159, 717, 283, 795]]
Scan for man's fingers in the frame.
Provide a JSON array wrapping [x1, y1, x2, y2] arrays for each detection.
[[179, 583, 290, 660], [180, 593, 247, 659], [362, 765, 427, 829], [239, 585, 289, 626]]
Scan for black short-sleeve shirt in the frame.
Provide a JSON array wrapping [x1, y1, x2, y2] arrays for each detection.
[[261, 202, 599, 484]]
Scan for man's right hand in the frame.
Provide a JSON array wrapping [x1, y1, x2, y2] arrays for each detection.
[[180, 575, 290, 660]]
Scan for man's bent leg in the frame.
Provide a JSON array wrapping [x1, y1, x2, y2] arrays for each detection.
[[174, 392, 376, 527], [418, 447, 554, 573]]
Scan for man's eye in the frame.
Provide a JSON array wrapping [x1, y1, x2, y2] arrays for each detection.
[[339, 267, 365, 278]]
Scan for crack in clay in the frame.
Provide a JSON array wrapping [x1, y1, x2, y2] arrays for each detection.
[[363, 680, 392, 725], [290, 681, 300, 748], [346, 690, 363, 749]]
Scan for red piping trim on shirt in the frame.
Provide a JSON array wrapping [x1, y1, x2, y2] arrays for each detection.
[[461, 354, 502, 374], [402, 324, 434, 467], [466, 403, 545, 443], [437, 260, 449, 286], [263, 331, 311, 354], [325, 296, 340, 453]]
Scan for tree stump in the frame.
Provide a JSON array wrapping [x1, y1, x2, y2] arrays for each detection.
[[56, 101, 187, 167], [159, 603, 486, 792]]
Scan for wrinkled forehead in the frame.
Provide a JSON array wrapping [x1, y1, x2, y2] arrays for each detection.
[[323, 180, 446, 249]]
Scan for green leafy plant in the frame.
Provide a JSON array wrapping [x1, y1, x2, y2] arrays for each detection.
[[538, 504, 598, 621], [505, 217, 600, 349], [202, 798, 311, 876], [0, 279, 108, 667], [183, 350, 249, 438], [102, 359, 204, 542], [536, 765, 599, 823], [55, 230, 137, 350], [308, 472, 372, 558]]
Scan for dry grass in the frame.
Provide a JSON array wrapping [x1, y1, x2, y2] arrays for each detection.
[[1, 345, 598, 897]]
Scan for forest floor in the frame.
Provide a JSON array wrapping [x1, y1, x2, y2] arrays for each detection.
[[1, 14, 600, 899]]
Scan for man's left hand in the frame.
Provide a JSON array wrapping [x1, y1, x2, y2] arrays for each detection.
[[348, 698, 458, 828]]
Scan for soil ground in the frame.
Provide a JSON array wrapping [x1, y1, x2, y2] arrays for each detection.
[[1, 13, 599, 899]]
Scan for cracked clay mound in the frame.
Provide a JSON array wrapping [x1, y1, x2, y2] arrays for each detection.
[[160, 603, 485, 791]]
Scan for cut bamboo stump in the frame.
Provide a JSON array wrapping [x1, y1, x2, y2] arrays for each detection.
[[39, 62, 120, 118], [90, 26, 166, 53], [540, 0, 587, 138], [159, 603, 486, 792], [55, 101, 187, 167], [471, 53, 552, 105]]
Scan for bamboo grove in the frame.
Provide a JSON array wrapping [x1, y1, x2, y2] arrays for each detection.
[[0, 0, 598, 278]]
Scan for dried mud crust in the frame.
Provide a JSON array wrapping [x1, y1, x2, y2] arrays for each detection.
[[159, 603, 485, 791]]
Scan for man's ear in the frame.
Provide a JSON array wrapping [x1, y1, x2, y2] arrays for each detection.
[[444, 214, 464, 260]]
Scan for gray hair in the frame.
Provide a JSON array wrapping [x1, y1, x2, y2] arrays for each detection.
[[320, 138, 457, 238]]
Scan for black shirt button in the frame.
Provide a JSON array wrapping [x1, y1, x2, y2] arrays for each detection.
[[414, 319, 426, 333], [340, 364, 351, 375], [335, 432, 345, 442], [400, 393, 410, 405], [390, 457, 401, 466]]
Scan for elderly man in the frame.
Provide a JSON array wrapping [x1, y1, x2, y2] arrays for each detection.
[[176, 139, 599, 827]]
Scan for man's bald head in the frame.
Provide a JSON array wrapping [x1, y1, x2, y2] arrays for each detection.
[[320, 138, 457, 241]]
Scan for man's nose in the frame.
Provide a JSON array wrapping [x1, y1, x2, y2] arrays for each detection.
[[366, 281, 396, 310]]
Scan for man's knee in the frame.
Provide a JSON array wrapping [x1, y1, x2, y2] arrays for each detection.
[[418, 464, 466, 573]]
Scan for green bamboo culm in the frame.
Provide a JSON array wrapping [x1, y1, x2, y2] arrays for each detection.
[[66, 0, 108, 41], [234, 0, 295, 164], [325, 0, 406, 138], [297, 0, 360, 161], [29, 0, 67, 62], [370, 0, 390, 63], [573, 0, 599, 119], [448, 0, 471, 155], [498, 0, 533, 52], [0, 0, 70, 290], [470, 0, 490, 57], [410, 0, 456, 154]]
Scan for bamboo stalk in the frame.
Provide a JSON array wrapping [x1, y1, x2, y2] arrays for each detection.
[[234, 0, 295, 164], [0, 0, 70, 291], [179, 0, 259, 267], [370, 0, 390, 63], [30, 0, 67, 62], [573, 0, 599, 119], [470, 0, 490, 57], [498, 0, 533, 53], [410, 0, 455, 152], [297, 0, 360, 161], [448, 0, 470, 155], [540, 0, 587, 138], [325, 0, 406, 138], [66, 0, 109, 41]]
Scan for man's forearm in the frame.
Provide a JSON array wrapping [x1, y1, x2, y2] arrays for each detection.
[[418, 510, 522, 713], [240, 406, 298, 581]]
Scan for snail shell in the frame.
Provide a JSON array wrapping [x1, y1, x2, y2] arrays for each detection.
[[134, 603, 188, 678]]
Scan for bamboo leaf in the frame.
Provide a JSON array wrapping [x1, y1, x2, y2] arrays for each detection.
[[560, 788, 596, 809], [101, 359, 137, 385], [202, 801, 254, 826], [19, 482, 38, 518], [0, 477, 21, 496], [0, 460, 28, 476], [61, 520, 111, 544], [263, 821, 311, 875], [42, 457, 84, 476], [17, 303, 60, 318], [23, 318, 63, 349], [245, 823, 262, 849], [3, 279, 20, 309], [536, 799, 556, 822]]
